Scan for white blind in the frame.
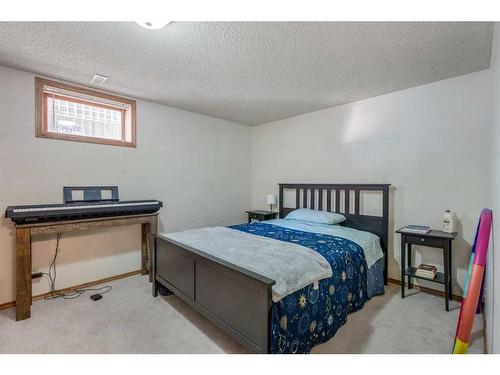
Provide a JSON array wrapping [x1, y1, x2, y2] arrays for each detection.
[[43, 84, 131, 110]]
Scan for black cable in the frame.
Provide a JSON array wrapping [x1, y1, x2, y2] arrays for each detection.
[[43, 232, 112, 300]]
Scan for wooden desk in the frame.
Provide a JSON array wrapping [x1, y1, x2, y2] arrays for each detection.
[[14, 213, 158, 321]]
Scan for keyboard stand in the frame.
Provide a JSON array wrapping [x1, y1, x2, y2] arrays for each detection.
[[13, 213, 158, 321]]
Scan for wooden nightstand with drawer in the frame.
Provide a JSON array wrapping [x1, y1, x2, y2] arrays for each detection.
[[396, 228, 457, 311], [246, 210, 278, 223]]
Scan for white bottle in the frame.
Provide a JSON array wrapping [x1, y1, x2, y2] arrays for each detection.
[[443, 210, 455, 233]]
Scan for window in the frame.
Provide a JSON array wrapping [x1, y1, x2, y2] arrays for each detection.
[[35, 77, 136, 147]]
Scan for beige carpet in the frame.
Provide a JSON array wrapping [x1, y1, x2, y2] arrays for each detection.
[[0, 275, 484, 354]]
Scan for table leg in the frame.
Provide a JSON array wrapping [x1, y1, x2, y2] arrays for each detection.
[[448, 240, 453, 299], [443, 241, 450, 311], [448, 240, 453, 305], [141, 223, 150, 277], [16, 228, 31, 321], [150, 216, 158, 283], [152, 235, 158, 297], [401, 235, 406, 298], [407, 243, 413, 289]]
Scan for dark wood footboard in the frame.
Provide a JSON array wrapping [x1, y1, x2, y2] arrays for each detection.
[[152, 234, 275, 353]]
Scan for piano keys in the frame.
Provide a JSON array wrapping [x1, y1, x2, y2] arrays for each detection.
[[5, 200, 163, 224]]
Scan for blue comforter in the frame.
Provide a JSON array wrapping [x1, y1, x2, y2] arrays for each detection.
[[229, 222, 369, 354]]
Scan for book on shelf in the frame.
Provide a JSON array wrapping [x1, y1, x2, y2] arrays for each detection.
[[414, 263, 437, 279], [401, 224, 431, 234]]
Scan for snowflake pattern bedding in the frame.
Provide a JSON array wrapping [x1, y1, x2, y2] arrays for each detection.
[[229, 222, 381, 354]]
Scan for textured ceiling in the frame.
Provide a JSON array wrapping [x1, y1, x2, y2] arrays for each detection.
[[0, 22, 493, 125]]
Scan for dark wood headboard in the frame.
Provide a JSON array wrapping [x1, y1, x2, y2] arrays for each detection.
[[278, 183, 390, 284]]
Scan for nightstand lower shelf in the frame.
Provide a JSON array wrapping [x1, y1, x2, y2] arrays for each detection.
[[405, 267, 444, 284]]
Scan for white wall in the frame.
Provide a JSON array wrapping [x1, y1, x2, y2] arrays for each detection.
[[0, 65, 251, 305], [487, 22, 500, 354], [251, 70, 492, 296]]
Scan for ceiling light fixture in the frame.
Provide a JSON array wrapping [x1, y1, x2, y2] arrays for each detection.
[[135, 21, 171, 30]]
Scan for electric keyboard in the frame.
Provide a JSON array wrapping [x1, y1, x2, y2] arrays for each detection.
[[5, 200, 163, 224]]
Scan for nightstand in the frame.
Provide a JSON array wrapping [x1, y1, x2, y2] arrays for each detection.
[[246, 210, 278, 223], [396, 228, 456, 311]]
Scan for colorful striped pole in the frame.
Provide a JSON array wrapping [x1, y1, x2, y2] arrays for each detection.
[[452, 208, 492, 354]]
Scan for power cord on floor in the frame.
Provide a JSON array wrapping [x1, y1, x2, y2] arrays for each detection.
[[42, 232, 112, 300]]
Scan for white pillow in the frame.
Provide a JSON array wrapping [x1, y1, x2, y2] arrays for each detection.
[[284, 208, 346, 225]]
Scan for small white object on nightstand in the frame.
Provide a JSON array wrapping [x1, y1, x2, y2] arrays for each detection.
[[442, 210, 456, 233]]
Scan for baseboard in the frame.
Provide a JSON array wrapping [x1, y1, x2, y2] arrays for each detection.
[[0, 300, 15, 311], [0, 269, 142, 311], [387, 277, 462, 301]]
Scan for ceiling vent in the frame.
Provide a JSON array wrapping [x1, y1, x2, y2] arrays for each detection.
[[90, 74, 108, 86]]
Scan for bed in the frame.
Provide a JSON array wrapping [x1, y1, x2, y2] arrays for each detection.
[[152, 183, 390, 353]]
